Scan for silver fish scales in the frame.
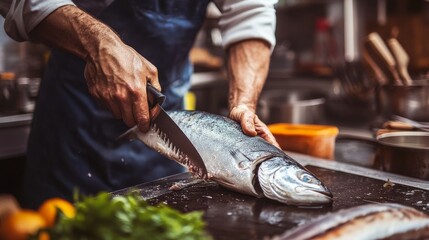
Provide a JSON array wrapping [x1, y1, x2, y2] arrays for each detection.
[[274, 203, 429, 240]]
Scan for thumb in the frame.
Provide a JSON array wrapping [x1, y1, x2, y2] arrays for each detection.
[[240, 111, 257, 136]]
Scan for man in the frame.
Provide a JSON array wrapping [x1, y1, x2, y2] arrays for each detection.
[[0, 0, 279, 209]]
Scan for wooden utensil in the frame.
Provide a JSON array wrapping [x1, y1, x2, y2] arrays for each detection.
[[388, 38, 413, 85], [366, 32, 402, 85]]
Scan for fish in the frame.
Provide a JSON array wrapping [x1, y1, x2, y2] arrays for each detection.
[[129, 110, 332, 206], [273, 203, 429, 240]]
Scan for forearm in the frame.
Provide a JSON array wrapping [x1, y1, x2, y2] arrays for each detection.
[[29, 5, 121, 60], [227, 39, 271, 112], [227, 39, 278, 147], [28, 5, 160, 132]]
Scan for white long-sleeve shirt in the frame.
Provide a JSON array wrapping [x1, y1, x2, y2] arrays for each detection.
[[0, 0, 277, 49]]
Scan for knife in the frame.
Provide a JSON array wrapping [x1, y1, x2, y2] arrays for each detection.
[[119, 84, 208, 178]]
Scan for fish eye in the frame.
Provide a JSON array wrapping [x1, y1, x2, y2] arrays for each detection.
[[300, 173, 313, 183]]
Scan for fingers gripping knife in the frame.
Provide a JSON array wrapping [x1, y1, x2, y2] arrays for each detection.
[[119, 84, 208, 178]]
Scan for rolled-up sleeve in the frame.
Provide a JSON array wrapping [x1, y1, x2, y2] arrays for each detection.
[[0, 0, 74, 41], [213, 0, 277, 50]]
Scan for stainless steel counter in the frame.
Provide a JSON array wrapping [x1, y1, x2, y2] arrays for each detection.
[[0, 73, 375, 160], [190, 71, 227, 88], [0, 113, 32, 159]]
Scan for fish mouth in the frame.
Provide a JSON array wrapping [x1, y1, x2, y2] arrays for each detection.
[[296, 186, 333, 198], [294, 186, 333, 205], [304, 188, 333, 204], [310, 189, 333, 198]]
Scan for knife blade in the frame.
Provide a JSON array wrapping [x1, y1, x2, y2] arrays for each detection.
[[118, 84, 208, 179]]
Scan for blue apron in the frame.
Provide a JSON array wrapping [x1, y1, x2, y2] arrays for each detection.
[[19, 0, 210, 209]]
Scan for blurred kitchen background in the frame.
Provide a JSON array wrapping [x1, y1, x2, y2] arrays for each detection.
[[2, 0, 429, 194]]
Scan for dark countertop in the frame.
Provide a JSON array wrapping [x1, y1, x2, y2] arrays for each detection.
[[113, 153, 429, 240]]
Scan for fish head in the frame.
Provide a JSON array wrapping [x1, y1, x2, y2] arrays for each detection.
[[258, 157, 333, 206]]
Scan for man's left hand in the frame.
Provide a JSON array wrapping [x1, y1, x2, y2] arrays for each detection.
[[229, 104, 280, 148]]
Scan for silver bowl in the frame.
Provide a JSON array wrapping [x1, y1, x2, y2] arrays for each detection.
[[258, 89, 326, 124]]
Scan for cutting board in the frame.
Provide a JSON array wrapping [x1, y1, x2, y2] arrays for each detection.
[[113, 162, 429, 240]]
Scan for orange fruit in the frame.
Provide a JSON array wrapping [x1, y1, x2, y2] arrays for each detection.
[[38, 231, 50, 240], [38, 198, 75, 227], [0, 210, 46, 240]]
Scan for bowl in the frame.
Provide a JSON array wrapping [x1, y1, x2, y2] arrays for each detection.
[[377, 79, 429, 121], [258, 89, 326, 124]]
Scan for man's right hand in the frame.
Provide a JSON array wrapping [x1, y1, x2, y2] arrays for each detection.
[[84, 42, 160, 132], [29, 5, 160, 132]]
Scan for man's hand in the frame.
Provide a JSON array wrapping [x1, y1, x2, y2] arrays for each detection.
[[229, 105, 279, 147], [227, 39, 279, 147], [30, 5, 159, 132], [84, 43, 160, 131]]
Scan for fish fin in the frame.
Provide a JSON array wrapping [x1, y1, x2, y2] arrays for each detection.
[[229, 149, 252, 161]]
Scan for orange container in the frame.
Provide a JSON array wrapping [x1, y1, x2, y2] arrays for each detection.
[[268, 123, 339, 160]]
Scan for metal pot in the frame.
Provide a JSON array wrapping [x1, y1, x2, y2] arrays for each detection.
[[16, 77, 40, 113], [336, 131, 429, 180], [377, 79, 429, 121], [375, 131, 429, 180], [258, 89, 326, 124]]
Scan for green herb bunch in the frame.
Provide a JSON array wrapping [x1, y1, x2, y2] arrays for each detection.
[[36, 192, 211, 240]]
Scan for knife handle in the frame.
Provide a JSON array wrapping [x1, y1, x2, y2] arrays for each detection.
[[388, 38, 412, 86], [367, 32, 402, 85], [147, 83, 166, 107]]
